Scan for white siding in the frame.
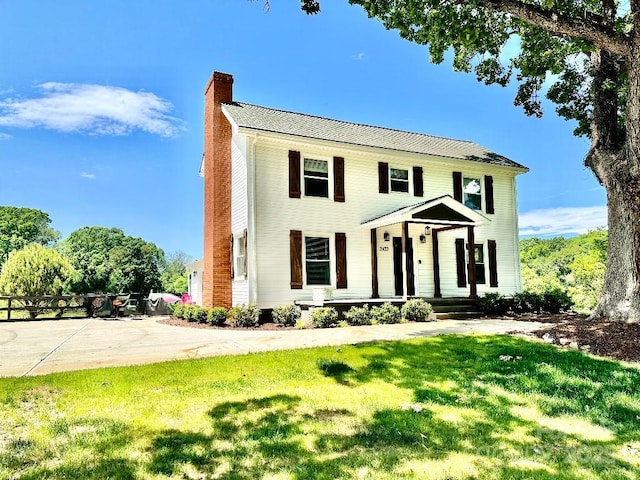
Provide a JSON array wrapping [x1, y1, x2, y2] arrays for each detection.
[[248, 134, 524, 309], [231, 135, 249, 306]]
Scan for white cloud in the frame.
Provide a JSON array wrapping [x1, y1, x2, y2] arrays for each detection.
[[81, 172, 96, 180], [352, 52, 365, 61], [0, 132, 11, 140], [519, 205, 607, 236], [0, 83, 184, 137]]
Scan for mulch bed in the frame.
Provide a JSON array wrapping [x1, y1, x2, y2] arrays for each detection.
[[157, 317, 295, 331], [527, 315, 640, 363]]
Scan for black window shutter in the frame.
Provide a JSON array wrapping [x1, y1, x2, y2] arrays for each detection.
[[413, 166, 424, 197], [455, 238, 466, 288], [485, 175, 495, 214], [453, 171, 463, 202], [289, 150, 301, 199], [334, 156, 345, 202], [229, 234, 235, 279], [242, 228, 248, 278], [488, 240, 498, 287], [378, 162, 389, 194], [335, 233, 348, 289], [290, 230, 303, 289]]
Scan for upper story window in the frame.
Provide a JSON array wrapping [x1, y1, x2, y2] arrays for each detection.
[[305, 236, 330, 285], [390, 168, 409, 193], [304, 158, 329, 198], [463, 177, 482, 210]]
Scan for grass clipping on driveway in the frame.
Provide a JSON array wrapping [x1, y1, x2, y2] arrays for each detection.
[[1, 335, 640, 479]]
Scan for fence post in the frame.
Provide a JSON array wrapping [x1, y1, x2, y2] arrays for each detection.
[[7, 297, 11, 321]]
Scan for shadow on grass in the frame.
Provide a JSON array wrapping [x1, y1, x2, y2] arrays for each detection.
[[5, 336, 640, 479], [142, 336, 640, 479], [2, 417, 137, 480], [316, 357, 354, 385]]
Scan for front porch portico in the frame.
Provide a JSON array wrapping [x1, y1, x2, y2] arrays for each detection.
[[361, 195, 489, 300]]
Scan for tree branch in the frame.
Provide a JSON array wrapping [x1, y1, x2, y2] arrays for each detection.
[[475, 0, 629, 56]]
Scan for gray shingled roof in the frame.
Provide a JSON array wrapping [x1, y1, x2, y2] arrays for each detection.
[[222, 102, 527, 170]]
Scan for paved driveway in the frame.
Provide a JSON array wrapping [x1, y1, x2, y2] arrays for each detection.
[[0, 316, 544, 377]]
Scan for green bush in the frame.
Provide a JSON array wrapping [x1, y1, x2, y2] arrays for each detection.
[[207, 307, 227, 326], [271, 303, 301, 327], [229, 304, 261, 328], [512, 288, 573, 314], [184, 305, 200, 322], [401, 299, 433, 322], [512, 291, 543, 314], [476, 293, 513, 316], [196, 306, 208, 323], [370, 302, 401, 324], [172, 303, 185, 319], [344, 304, 371, 326], [310, 307, 338, 328], [541, 288, 573, 313]]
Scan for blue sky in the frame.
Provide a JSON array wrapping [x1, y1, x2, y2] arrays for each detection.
[[0, 0, 607, 260]]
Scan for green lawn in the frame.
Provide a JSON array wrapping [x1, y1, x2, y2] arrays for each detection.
[[1, 335, 639, 479]]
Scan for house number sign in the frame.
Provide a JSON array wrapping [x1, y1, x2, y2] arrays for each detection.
[[379, 246, 389, 252]]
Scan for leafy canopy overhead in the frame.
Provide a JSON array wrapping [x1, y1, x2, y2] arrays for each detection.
[[295, 0, 632, 139]]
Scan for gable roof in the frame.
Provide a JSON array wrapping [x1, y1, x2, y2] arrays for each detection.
[[361, 195, 489, 229], [222, 102, 527, 170]]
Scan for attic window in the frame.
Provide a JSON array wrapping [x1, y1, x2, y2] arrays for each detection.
[[304, 158, 329, 198]]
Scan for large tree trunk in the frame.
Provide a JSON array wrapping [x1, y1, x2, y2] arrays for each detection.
[[592, 179, 640, 322], [591, 23, 640, 322]]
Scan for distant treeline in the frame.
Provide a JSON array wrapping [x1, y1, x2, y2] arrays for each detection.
[[520, 230, 607, 313]]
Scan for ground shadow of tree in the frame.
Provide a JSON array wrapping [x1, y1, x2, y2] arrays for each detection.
[[143, 336, 640, 479], [338, 335, 640, 477], [2, 416, 138, 480]]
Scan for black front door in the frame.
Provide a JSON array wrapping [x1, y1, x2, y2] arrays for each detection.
[[393, 237, 415, 296]]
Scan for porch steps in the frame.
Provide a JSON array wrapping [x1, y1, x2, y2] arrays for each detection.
[[429, 298, 482, 320]]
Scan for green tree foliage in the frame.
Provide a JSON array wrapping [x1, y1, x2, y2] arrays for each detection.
[[279, 1, 640, 321], [0, 244, 76, 318], [160, 251, 191, 294], [0, 206, 59, 268], [59, 226, 164, 294], [521, 230, 608, 312]]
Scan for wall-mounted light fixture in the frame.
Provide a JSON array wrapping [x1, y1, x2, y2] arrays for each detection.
[[424, 226, 432, 236], [383, 231, 390, 242], [419, 234, 426, 244]]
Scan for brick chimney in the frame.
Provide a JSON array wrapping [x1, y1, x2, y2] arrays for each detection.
[[202, 72, 233, 308]]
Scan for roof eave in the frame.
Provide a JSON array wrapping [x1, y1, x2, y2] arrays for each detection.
[[231, 126, 528, 172]]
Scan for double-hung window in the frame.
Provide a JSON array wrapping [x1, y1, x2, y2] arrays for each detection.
[[305, 236, 330, 285], [469, 244, 486, 284], [463, 177, 482, 210], [390, 167, 409, 193], [235, 235, 245, 278], [304, 158, 329, 198]]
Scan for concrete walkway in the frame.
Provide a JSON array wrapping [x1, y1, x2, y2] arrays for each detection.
[[0, 316, 544, 377]]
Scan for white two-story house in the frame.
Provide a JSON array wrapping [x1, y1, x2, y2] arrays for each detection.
[[200, 72, 528, 310]]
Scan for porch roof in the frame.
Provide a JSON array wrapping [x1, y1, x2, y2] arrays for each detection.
[[361, 195, 490, 229]]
